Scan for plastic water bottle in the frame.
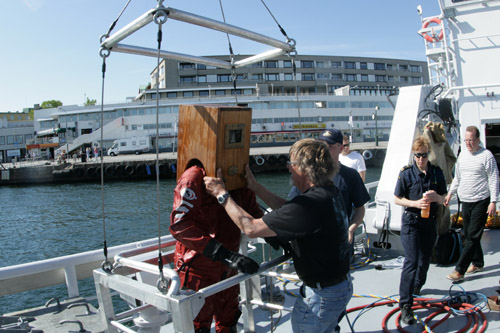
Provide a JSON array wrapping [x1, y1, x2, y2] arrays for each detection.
[[421, 192, 430, 218]]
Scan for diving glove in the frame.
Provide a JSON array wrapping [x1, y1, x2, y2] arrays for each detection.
[[204, 239, 259, 274]]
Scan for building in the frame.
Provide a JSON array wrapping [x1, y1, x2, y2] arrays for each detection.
[[32, 55, 428, 156], [0, 110, 35, 163]]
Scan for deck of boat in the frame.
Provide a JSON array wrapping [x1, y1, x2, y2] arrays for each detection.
[[4, 228, 500, 332]]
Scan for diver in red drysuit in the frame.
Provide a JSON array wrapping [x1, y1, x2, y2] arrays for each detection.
[[170, 164, 263, 333]]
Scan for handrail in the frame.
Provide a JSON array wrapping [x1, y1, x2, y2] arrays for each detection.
[[0, 235, 173, 298]]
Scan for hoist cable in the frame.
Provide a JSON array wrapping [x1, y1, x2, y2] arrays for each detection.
[[99, 48, 112, 273], [259, 0, 291, 42], [105, 0, 132, 38], [153, 4, 168, 293], [292, 58, 303, 138], [218, 0, 238, 103]]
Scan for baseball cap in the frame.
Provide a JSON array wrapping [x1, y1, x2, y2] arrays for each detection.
[[318, 129, 343, 145]]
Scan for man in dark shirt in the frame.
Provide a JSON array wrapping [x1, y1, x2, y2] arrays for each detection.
[[204, 138, 352, 333]]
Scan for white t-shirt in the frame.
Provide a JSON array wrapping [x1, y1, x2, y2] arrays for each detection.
[[339, 151, 366, 173]]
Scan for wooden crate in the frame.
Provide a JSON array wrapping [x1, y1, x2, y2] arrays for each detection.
[[177, 104, 252, 190]]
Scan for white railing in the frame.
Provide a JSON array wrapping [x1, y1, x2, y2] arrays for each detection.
[[0, 235, 173, 298]]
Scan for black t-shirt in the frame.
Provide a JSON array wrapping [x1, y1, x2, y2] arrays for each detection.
[[263, 185, 350, 283]]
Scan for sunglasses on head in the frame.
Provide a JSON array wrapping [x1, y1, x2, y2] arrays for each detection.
[[414, 152, 429, 158]]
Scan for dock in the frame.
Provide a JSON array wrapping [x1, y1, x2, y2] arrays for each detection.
[[0, 142, 387, 185]]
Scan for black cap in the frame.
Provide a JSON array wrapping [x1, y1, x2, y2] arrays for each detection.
[[318, 129, 343, 145]]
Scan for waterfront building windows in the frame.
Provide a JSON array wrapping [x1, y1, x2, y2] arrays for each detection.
[[265, 73, 280, 81], [387, 64, 394, 71], [411, 77, 422, 84], [302, 73, 315, 81], [344, 62, 356, 69], [283, 60, 292, 68], [332, 74, 342, 81], [231, 89, 242, 95], [7, 135, 14, 144], [345, 74, 357, 81], [251, 62, 263, 68], [167, 92, 177, 98], [361, 74, 369, 82], [0, 136, 4, 145], [399, 64, 408, 71], [316, 73, 329, 80], [400, 76, 409, 82], [374, 63, 386, 70], [301, 60, 314, 68], [375, 75, 386, 82], [197, 64, 206, 70], [243, 89, 253, 95], [331, 61, 342, 68], [265, 60, 278, 68], [183, 91, 194, 97], [217, 74, 232, 82], [316, 61, 325, 68], [360, 62, 368, 70], [198, 76, 207, 83], [284, 73, 293, 81], [180, 76, 196, 83], [215, 90, 226, 96], [252, 74, 263, 81], [410, 65, 421, 73], [179, 62, 196, 70], [199, 90, 209, 97], [388, 76, 395, 82]]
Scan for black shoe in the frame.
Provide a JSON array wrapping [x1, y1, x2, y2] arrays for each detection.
[[413, 287, 421, 296], [401, 304, 415, 325]]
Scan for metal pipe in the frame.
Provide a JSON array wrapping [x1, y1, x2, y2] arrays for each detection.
[[101, 9, 156, 48], [166, 7, 294, 52], [111, 44, 233, 69], [197, 254, 291, 298], [233, 48, 288, 68]]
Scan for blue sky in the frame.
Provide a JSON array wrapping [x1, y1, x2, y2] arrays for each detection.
[[0, 0, 441, 113]]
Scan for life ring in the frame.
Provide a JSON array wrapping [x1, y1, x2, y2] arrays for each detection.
[[362, 150, 373, 160], [422, 17, 443, 43], [278, 155, 288, 166], [255, 156, 265, 166]]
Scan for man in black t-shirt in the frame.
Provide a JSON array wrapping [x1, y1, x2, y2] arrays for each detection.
[[204, 138, 353, 333]]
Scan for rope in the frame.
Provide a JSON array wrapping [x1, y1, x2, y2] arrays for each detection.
[[153, 5, 168, 293]]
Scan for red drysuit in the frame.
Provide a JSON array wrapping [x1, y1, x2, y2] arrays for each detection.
[[169, 166, 262, 332]]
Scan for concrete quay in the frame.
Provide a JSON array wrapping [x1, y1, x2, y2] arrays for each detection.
[[0, 142, 387, 185]]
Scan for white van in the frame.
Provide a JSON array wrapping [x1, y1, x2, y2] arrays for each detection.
[[107, 137, 152, 156]]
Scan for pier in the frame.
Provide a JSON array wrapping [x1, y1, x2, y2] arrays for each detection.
[[0, 142, 387, 185]]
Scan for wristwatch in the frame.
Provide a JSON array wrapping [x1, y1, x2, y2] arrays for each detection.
[[217, 192, 230, 205]]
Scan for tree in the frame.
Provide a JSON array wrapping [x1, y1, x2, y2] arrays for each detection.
[[40, 100, 63, 109], [84, 97, 97, 106]]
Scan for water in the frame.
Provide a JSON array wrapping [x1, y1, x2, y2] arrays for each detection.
[[0, 167, 381, 314]]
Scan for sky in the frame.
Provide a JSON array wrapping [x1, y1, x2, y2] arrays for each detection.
[[0, 0, 442, 113]]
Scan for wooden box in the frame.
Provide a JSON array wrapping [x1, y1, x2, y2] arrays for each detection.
[[177, 104, 252, 190]]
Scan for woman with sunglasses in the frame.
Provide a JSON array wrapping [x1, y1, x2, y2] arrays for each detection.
[[393, 135, 448, 325]]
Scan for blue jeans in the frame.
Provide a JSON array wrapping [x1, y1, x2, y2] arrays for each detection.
[[291, 276, 353, 333]]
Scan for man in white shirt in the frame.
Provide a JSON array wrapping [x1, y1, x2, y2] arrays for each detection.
[[444, 125, 499, 282], [339, 135, 366, 182]]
